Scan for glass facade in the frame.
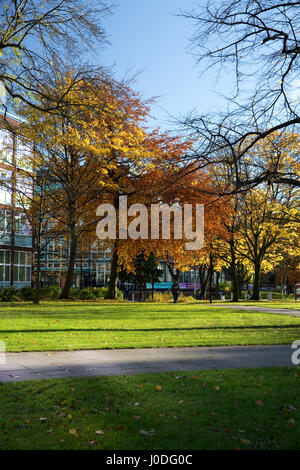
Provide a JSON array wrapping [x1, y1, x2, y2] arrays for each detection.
[[14, 212, 32, 247], [0, 209, 12, 245], [0, 116, 33, 288], [0, 169, 12, 205], [13, 251, 32, 288], [0, 250, 11, 286], [0, 129, 13, 164]]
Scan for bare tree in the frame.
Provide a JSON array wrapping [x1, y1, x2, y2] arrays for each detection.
[[0, 0, 114, 113], [180, 0, 300, 191]]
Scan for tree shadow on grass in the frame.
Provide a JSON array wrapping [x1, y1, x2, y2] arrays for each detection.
[[1, 324, 300, 334]]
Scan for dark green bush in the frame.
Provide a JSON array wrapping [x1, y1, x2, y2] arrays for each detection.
[[0, 287, 19, 302], [39, 286, 61, 300], [69, 286, 123, 300], [20, 286, 35, 301], [77, 288, 97, 300]]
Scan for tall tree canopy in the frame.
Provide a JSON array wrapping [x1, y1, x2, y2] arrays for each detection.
[[0, 0, 113, 112], [181, 0, 300, 191]]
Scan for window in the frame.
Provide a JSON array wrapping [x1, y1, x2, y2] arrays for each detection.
[[0, 250, 11, 284], [15, 138, 33, 170], [0, 129, 13, 164], [14, 212, 32, 248], [15, 175, 33, 208], [0, 169, 12, 205], [13, 251, 32, 284], [0, 209, 12, 245]]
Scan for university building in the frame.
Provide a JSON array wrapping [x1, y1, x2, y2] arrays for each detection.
[[0, 112, 33, 289]]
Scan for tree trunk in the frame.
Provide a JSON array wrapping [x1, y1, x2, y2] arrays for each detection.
[[230, 242, 239, 302], [252, 260, 261, 300], [107, 245, 119, 299], [199, 264, 209, 300], [33, 240, 41, 305], [216, 271, 220, 294], [61, 231, 77, 299], [209, 252, 213, 304]]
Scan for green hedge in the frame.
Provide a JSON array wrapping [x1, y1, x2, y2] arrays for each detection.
[[0, 285, 123, 302]]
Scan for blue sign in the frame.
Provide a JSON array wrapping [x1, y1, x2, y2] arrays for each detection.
[[146, 282, 173, 290]]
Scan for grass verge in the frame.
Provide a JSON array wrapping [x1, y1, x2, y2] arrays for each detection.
[[0, 367, 299, 450], [0, 301, 299, 352]]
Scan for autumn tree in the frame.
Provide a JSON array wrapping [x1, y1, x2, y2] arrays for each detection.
[[20, 71, 130, 299], [234, 185, 299, 300], [114, 164, 230, 301]]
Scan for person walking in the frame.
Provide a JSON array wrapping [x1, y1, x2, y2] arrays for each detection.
[[171, 283, 180, 303]]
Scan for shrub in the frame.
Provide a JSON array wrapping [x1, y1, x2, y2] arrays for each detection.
[[0, 287, 19, 302], [39, 286, 61, 300], [152, 291, 173, 303], [116, 289, 123, 300], [150, 290, 198, 303], [20, 286, 35, 301], [77, 288, 97, 300]]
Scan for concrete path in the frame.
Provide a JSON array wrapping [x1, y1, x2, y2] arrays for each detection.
[[0, 344, 296, 382], [209, 304, 300, 317]]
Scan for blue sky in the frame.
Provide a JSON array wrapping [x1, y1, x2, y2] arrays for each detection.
[[99, 0, 235, 131]]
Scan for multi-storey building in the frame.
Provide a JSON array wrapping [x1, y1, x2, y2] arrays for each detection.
[[0, 112, 33, 289]]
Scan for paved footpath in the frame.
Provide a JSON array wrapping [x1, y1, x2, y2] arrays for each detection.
[[0, 344, 297, 382], [209, 304, 300, 317]]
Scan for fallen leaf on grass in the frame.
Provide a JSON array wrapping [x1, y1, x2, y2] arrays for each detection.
[[256, 400, 264, 406], [139, 429, 155, 436], [155, 386, 162, 391], [240, 438, 251, 445]]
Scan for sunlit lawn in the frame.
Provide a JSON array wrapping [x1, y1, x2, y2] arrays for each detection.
[[0, 367, 299, 450], [230, 301, 299, 310], [0, 301, 299, 352]]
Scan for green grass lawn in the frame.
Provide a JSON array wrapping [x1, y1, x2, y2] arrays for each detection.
[[0, 301, 299, 352], [0, 367, 299, 450], [230, 301, 300, 310]]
